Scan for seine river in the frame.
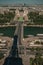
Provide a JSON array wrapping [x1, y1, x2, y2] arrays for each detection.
[[0, 26, 43, 38], [24, 26, 43, 38], [0, 0, 43, 5]]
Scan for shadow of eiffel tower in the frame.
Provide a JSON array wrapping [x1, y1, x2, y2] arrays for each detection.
[[3, 35, 23, 65]]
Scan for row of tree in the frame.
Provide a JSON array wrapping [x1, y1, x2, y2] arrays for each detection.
[[0, 11, 15, 24], [28, 12, 43, 25], [30, 53, 43, 65]]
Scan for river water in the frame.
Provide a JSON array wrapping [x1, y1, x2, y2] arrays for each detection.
[[24, 26, 43, 38]]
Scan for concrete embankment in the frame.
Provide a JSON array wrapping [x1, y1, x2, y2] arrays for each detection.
[[25, 25, 43, 27], [0, 24, 43, 27]]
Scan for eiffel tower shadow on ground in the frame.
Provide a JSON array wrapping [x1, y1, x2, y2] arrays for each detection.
[[3, 35, 23, 65]]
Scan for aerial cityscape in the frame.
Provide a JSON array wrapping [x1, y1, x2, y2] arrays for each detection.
[[0, 0, 43, 65]]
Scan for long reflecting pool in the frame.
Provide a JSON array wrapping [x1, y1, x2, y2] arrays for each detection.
[[0, 26, 16, 37], [24, 26, 43, 38]]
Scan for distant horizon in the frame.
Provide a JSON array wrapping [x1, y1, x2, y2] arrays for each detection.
[[0, 0, 43, 5]]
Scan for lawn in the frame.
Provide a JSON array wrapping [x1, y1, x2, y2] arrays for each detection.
[[18, 17, 24, 21]]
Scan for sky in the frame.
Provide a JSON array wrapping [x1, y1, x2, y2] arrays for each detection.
[[0, 0, 43, 5]]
